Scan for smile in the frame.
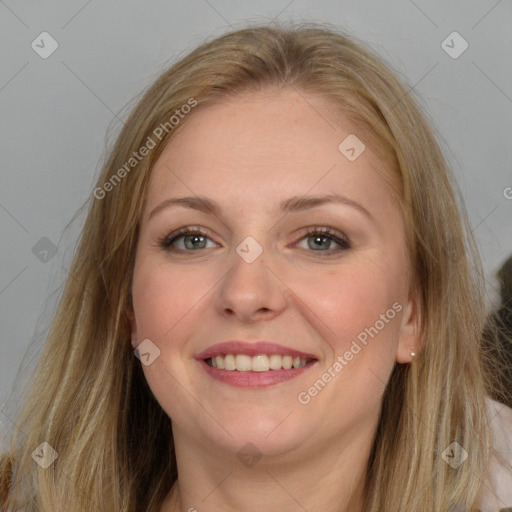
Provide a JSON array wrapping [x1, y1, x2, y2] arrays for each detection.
[[205, 353, 312, 371], [196, 341, 318, 388]]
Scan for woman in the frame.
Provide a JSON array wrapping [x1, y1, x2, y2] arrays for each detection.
[[1, 24, 511, 511]]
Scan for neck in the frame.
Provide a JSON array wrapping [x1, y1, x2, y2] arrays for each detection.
[[161, 421, 376, 512]]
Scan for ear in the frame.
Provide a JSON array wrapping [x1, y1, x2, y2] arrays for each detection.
[[396, 291, 422, 364], [128, 310, 138, 349]]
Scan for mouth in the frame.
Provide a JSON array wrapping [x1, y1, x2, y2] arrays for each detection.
[[204, 353, 314, 371], [195, 341, 318, 388]]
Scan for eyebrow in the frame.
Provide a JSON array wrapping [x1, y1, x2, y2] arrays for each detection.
[[148, 193, 373, 221], [280, 194, 372, 219]]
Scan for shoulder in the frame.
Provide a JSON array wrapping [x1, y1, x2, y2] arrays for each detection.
[[476, 398, 512, 512]]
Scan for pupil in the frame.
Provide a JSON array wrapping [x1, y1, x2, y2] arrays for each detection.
[[309, 236, 330, 250], [185, 235, 206, 250]]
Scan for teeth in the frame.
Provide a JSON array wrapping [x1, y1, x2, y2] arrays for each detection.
[[215, 355, 224, 369], [206, 354, 311, 371], [269, 354, 282, 370], [252, 355, 269, 372], [224, 354, 236, 370], [235, 354, 252, 372]]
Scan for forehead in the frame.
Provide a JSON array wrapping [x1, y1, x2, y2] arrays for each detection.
[[144, 88, 400, 218]]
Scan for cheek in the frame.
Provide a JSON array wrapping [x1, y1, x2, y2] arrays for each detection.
[[131, 260, 214, 423], [293, 262, 403, 345], [302, 268, 403, 391], [131, 259, 212, 350], [287, 261, 406, 408], [288, 264, 403, 433]]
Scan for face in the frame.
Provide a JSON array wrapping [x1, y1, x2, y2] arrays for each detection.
[[130, 88, 419, 459]]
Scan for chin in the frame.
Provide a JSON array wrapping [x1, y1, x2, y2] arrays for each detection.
[[195, 410, 316, 460]]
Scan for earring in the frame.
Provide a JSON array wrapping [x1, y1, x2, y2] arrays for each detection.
[[411, 348, 416, 358]]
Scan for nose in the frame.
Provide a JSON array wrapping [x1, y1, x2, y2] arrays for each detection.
[[215, 248, 288, 323]]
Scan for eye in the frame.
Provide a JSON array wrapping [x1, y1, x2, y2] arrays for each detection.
[[295, 226, 351, 254], [158, 226, 351, 255], [160, 227, 218, 252]]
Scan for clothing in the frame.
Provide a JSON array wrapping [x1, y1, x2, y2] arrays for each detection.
[[477, 398, 512, 511]]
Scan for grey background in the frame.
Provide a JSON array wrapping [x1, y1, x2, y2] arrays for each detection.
[[1, 0, 511, 432]]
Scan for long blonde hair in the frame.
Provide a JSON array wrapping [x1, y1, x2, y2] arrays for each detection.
[[0, 23, 499, 511]]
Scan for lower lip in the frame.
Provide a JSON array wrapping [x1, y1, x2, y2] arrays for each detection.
[[198, 360, 316, 388]]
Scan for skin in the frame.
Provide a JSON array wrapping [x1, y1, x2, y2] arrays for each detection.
[[129, 88, 421, 512]]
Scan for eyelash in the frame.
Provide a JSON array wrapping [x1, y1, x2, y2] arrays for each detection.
[[159, 225, 352, 255], [303, 226, 351, 252], [159, 226, 213, 251]]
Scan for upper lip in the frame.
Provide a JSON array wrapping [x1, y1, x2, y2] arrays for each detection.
[[195, 341, 318, 361]]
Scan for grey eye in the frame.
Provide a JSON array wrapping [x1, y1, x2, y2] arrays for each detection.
[[183, 234, 208, 250], [307, 235, 333, 251]]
